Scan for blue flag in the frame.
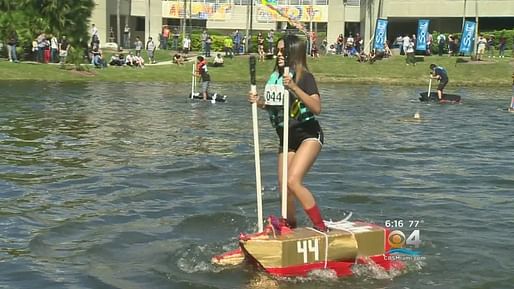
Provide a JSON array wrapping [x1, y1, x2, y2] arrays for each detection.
[[416, 19, 430, 51], [374, 19, 388, 51], [459, 21, 476, 54]]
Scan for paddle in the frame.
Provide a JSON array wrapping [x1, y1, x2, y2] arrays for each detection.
[[191, 61, 196, 99], [249, 56, 263, 232], [427, 75, 432, 100], [281, 67, 290, 219]]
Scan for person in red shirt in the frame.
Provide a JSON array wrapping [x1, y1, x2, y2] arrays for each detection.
[[195, 56, 211, 101], [162, 25, 170, 50]]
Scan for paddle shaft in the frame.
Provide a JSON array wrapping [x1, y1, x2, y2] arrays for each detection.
[[428, 76, 432, 97], [281, 67, 290, 219], [191, 62, 195, 98], [249, 56, 263, 232]]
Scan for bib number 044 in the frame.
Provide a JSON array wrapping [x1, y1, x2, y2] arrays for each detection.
[[264, 84, 287, 106]]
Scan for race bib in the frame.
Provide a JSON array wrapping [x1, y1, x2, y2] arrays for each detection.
[[264, 84, 288, 106]]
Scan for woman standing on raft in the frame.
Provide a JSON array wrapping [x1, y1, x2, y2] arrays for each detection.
[[248, 35, 327, 232]]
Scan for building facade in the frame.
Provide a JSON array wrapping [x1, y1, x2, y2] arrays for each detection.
[[90, 0, 514, 51]]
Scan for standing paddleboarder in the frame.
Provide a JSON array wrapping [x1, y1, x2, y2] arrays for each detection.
[[195, 56, 211, 101], [248, 35, 327, 232], [430, 63, 449, 101]]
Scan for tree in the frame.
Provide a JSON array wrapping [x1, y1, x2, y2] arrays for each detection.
[[0, 0, 94, 59]]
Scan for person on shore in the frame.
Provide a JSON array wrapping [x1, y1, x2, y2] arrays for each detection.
[[109, 53, 124, 66], [182, 35, 191, 57], [50, 34, 58, 63], [92, 47, 106, 68], [58, 35, 69, 66], [134, 36, 143, 57], [476, 34, 486, 61], [257, 32, 265, 62], [195, 56, 211, 101], [36, 33, 47, 63], [125, 51, 134, 66], [498, 35, 506, 58], [6, 30, 19, 63], [172, 27, 180, 51], [133, 54, 145, 68], [212, 53, 224, 67], [123, 24, 131, 48], [173, 53, 184, 65], [248, 34, 327, 232], [430, 63, 449, 101], [405, 39, 416, 66], [146, 36, 156, 64], [162, 25, 170, 50], [437, 33, 446, 56], [223, 35, 233, 58], [266, 29, 274, 54]]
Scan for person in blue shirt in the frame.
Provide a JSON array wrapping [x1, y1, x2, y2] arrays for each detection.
[[430, 63, 449, 100], [248, 35, 327, 232]]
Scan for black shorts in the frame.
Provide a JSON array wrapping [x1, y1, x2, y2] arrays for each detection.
[[438, 80, 448, 90], [276, 120, 324, 153]]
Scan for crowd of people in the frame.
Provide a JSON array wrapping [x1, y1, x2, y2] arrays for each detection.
[[3, 24, 511, 70], [391, 32, 510, 61], [322, 32, 392, 64], [14, 32, 71, 65]]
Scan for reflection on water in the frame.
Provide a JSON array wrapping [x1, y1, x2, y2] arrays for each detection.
[[0, 81, 513, 289]]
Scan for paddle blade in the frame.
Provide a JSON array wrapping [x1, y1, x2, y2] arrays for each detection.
[[249, 56, 257, 85]]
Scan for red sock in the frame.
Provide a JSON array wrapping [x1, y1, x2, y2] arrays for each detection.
[[305, 204, 326, 231]]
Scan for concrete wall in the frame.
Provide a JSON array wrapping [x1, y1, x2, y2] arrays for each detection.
[[326, 3, 360, 45], [383, 0, 514, 17], [90, 0, 108, 45], [327, 2, 346, 43]]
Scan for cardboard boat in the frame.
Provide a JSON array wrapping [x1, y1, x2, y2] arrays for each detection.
[[212, 220, 404, 277], [419, 92, 461, 103]]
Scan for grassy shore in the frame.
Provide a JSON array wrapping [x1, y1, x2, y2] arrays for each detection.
[[1, 49, 512, 86]]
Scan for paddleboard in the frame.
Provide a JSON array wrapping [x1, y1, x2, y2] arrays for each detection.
[[188, 92, 227, 103], [419, 92, 461, 103]]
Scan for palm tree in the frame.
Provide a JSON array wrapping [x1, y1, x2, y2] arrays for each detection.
[[38, 0, 95, 48]]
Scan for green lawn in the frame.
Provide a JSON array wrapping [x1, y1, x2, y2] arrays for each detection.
[[1, 49, 512, 87]]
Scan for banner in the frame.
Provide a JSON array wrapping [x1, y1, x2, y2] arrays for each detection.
[[373, 18, 388, 51], [459, 20, 476, 54], [163, 2, 233, 20], [416, 19, 430, 51], [256, 5, 327, 23]]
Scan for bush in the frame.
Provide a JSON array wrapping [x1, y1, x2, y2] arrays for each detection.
[[67, 46, 89, 71]]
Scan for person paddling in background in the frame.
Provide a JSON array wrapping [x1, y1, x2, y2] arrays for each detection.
[[248, 35, 327, 232], [430, 63, 449, 101], [195, 55, 211, 101]]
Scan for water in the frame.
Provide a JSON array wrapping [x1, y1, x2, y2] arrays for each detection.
[[0, 81, 513, 289]]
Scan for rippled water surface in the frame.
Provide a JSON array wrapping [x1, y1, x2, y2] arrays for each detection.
[[1, 81, 513, 289]]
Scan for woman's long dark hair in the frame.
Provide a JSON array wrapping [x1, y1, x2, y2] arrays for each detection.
[[274, 34, 309, 82]]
